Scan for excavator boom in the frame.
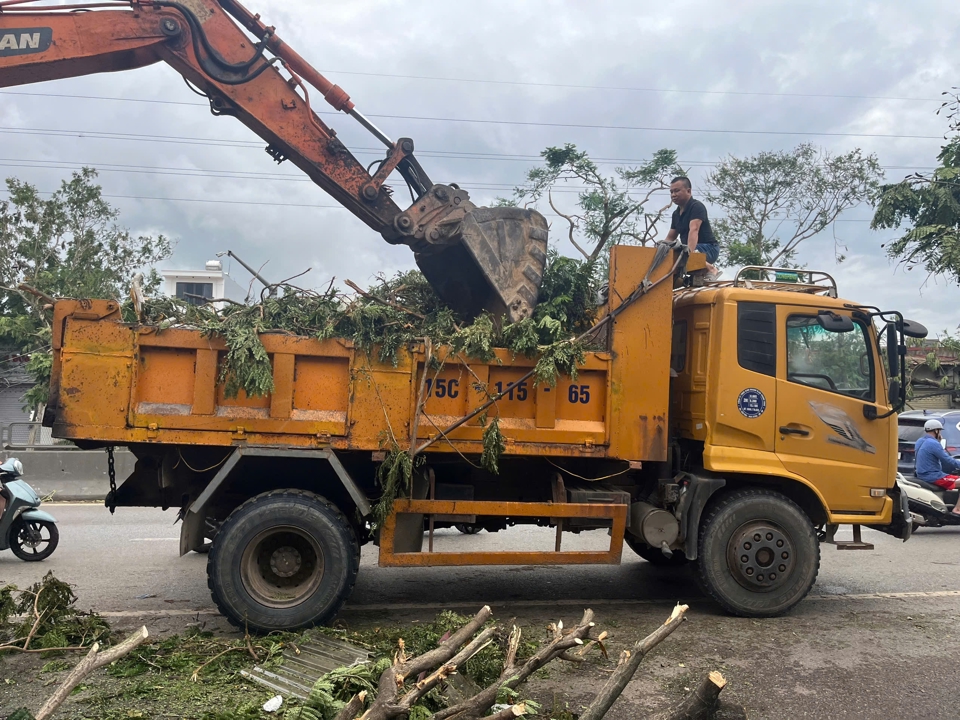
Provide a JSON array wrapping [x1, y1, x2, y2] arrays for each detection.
[[0, 0, 548, 320]]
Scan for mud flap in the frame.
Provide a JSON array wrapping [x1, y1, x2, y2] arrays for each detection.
[[677, 475, 726, 561], [868, 484, 912, 542]]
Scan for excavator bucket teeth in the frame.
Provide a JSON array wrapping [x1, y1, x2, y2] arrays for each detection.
[[416, 207, 549, 323]]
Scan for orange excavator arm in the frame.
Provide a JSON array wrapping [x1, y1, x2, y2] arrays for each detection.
[[0, 0, 548, 321]]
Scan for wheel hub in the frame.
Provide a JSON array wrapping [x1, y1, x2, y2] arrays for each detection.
[[240, 526, 325, 609], [728, 522, 793, 592], [269, 546, 302, 578], [20, 526, 42, 548]]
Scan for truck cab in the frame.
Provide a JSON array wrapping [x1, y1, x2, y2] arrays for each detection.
[[667, 267, 914, 615]]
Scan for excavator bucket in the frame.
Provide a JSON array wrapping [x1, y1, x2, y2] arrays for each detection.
[[416, 207, 549, 323]]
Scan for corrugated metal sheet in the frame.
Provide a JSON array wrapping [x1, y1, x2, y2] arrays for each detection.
[[241, 636, 370, 700], [906, 393, 956, 410]]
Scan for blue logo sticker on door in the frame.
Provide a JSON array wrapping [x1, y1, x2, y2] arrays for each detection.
[[737, 388, 766, 418]]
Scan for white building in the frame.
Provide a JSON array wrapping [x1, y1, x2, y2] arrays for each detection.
[[161, 260, 247, 309]]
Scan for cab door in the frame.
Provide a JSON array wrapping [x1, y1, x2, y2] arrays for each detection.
[[774, 309, 890, 514]]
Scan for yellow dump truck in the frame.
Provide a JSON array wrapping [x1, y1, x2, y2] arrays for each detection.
[[42, 246, 920, 631]]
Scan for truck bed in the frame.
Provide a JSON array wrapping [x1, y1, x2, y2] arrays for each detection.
[[45, 246, 673, 463]]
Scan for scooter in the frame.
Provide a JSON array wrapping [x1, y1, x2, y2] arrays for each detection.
[[897, 472, 960, 528], [0, 458, 59, 561]]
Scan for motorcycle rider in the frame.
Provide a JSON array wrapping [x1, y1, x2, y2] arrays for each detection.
[[914, 419, 960, 515]]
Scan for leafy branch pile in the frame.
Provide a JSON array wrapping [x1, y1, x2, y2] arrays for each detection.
[[124, 253, 602, 522], [0, 571, 111, 653], [127, 250, 601, 401]]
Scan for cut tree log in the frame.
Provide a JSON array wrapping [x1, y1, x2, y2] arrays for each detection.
[[579, 604, 689, 720], [654, 671, 742, 720], [34, 626, 149, 720], [330, 603, 738, 720]]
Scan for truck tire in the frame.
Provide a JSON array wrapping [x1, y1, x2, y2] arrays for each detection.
[[207, 489, 359, 633], [624, 535, 689, 566], [697, 488, 819, 618]]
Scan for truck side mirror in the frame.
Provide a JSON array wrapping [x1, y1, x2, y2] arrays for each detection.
[[901, 319, 928, 339], [817, 310, 853, 333]]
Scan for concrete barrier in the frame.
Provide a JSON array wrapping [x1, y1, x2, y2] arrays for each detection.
[[0, 448, 135, 501]]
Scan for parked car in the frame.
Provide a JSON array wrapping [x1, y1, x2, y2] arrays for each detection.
[[897, 409, 960, 475]]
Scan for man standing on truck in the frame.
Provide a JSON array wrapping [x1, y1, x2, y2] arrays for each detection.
[[915, 419, 960, 514], [665, 176, 721, 280]]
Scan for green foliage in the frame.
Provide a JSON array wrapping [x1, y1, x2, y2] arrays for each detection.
[[0, 168, 171, 408], [299, 659, 389, 720], [533, 249, 600, 337], [873, 92, 960, 283], [372, 446, 417, 527], [0, 584, 17, 626], [708, 143, 883, 267], [481, 416, 506, 473], [2, 572, 111, 651], [5, 709, 35, 720], [510, 144, 682, 263], [22, 345, 52, 409], [451, 312, 497, 362], [534, 339, 588, 387], [134, 253, 600, 401]]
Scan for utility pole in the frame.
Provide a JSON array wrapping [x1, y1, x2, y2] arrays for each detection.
[[216, 250, 277, 298]]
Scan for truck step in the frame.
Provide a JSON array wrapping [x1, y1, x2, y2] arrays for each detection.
[[827, 524, 875, 551]]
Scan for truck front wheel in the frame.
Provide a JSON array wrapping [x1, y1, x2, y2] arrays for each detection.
[[207, 490, 359, 633], [697, 488, 819, 617]]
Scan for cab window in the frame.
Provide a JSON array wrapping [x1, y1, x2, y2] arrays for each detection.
[[786, 315, 874, 401]]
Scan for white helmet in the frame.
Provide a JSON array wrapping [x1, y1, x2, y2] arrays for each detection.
[[925, 419, 944, 432]]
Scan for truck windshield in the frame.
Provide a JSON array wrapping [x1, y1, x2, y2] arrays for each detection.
[[786, 315, 874, 401]]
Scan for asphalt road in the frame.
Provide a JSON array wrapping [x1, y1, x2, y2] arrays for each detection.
[[1, 504, 958, 617], [3, 505, 960, 719]]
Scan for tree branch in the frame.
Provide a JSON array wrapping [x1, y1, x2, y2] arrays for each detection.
[[579, 604, 689, 720], [34, 626, 149, 720]]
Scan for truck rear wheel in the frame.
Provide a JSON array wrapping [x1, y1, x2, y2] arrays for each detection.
[[697, 488, 819, 617], [207, 490, 359, 633]]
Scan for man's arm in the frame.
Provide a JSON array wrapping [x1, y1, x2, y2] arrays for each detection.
[[664, 228, 679, 243], [687, 219, 701, 253], [931, 441, 960, 474]]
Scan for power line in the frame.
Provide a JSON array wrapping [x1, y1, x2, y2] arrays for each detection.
[[0, 156, 933, 180], [0, 94, 944, 140], [1, 74, 944, 104], [0, 188, 883, 224], [319, 69, 944, 104]]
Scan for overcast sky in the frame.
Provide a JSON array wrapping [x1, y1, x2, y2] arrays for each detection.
[[1, 0, 959, 332]]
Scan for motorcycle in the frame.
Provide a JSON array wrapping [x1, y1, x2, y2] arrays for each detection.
[[897, 472, 960, 528], [0, 458, 59, 561]]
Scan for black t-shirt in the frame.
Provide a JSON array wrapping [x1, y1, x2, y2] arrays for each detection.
[[671, 198, 716, 246]]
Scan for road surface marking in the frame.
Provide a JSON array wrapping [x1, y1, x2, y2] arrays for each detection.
[[129, 537, 179, 542]]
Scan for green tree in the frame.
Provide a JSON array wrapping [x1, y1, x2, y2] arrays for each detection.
[[872, 90, 960, 282], [707, 143, 883, 267], [507, 144, 683, 263], [0, 168, 172, 409]]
